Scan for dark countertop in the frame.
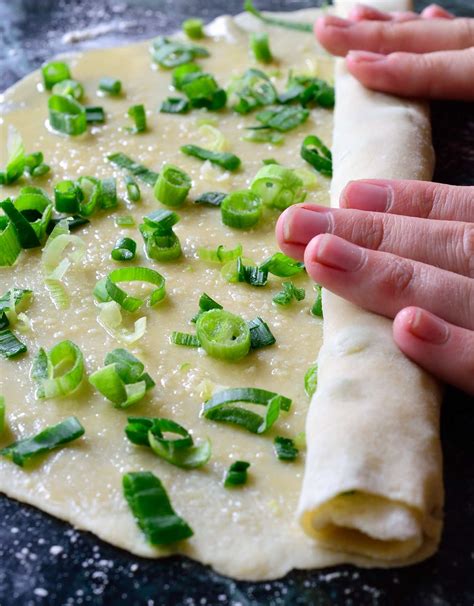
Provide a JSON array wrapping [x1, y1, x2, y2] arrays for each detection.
[[0, 1, 473, 605]]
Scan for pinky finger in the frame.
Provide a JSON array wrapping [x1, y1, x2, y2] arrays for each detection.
[[393, 307, 474, 395]]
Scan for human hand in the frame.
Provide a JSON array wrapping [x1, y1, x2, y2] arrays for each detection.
[[315, 3, 474, 99], [275, 180, 474, 394]]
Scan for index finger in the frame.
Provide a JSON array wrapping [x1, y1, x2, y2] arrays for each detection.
[[315, 15, 474, 56], [340, 179, 474, 223]]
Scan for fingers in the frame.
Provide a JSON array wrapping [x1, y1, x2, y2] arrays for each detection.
[[394, 307, 474, 395], [302, 233, 474, 330], [314, 15, 474, 55], [277, 204, 474, 277], [348, 4, 417, 22], [349, 3, 454, 22], [340, 179, 474, 222], [420, 4, 455, 19], [346, 47, 474, 100]]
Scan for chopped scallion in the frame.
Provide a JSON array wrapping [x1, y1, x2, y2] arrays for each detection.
[[304, 363, 318, 398], [224, 460, 250, 487], [107, 152, 159, 187], [127, 104, 147, 134], [170, 332, 200, 347], [181, 144, 240, 171], [89, 348, 155, 409], [0, 329, 27, 358], [139, 209, 182, 262], [85, 105, 106, 124], [274, 436, 299, 461], [254, 105, 309, 132], [52, 79, 84, 100], [0, 416, 85, 467], [99, 77, 122, 96], [194, 191, 227, 207], [125, 176, 141, 202], [250, 165, 305, 210], [154, 164, 191, 208], [54, 180, 81, 214], [0, 126, 25, 185], [115, 215, 136, 228], [48, 95, 87, 136], [237, 257, 268, 287], [42, 61, 71, 90], [160, 97, 190, 114], [220, 190, 262, 229], [196, 309, 250, 361], [151, 36, 209, 68], [227, 68, 276, 115], [259, 252, 304, 277], [250, 32, 273, 64], [247, 317, 276, 349], [197, 244, 242, 263], [273, 281, 305, 306], [300, 135, 332, 177], [183, 18, 205, 40], [123, 471, 193, 545], [31, 340, 85, 399], [244, 0, 312, 32], [111, 237, 137, 262], [311, 284, 323, 317]]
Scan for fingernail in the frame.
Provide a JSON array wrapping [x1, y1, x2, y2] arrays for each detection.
[[347, 50, 387, 63], [322, 15, 352, 28], [407, 308, 449, 345], [343, 181, 391, 212], [283, 207, 331, 244], [310, 234, 364, 272]]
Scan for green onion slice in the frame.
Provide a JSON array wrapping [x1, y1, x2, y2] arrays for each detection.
[[172, 62, 202, 89], [273, 281, 305, 306], [151, 36, 209, 68], [0, 288, 33, 320], [0, 126, 25, 185], [52, 78, 84, 100], [279, 74, 335, 109], [237, 257, 268, 287], [99, 77, 122, 95], [301, 135, 333, 177], [107, 152, 159, 187], [227, 68, 276, 115], [127, 104, 147, 134], [202, 387, 291, 434], [247, 317, 276, 349], [0, 396, 5, 435], [42, 61, 71, 89], [191, 292, 223, 323], [196, 309, 251, 361], [224, 460, 250, 487], [97, 301, 147, 345], [85, 106, 106, 124], [123, 471, 193, 545], [274, 436, 299, 461], [160, 97, 190, 114], [115, 215, 136, 228], [183, 18, 205, 39], [170, 332, 200, 347], [197, 244, 242, 263], [221, 190, 262, 229], [250, 165, 305, 210], [154, 164, 191, 208], [0, 217, 21, 266], [48, 95, 87, 136], [194, 191, 227, 207], [259, 252, 304, 277], [311, 284, 323, 318], [54, 180, 81, 213], [89, 348, 155, 409], [181, 145, 240, 172], [31, 340, 84, 399], [243, 130, 284, 145], [42, 219, 86, 310], [0, 416, 85, 467], [250, 32, 273, 64], [47, 215, 89, 234], [24, 151, 50, 178], [181, 72, 227, 110], [111, 237, 137, 262], [0, 199, 42, 249], [139, 209, 182, 262], [254, 106, 309, 132], [244, 0, 312, 32], [304, 363, 318, 398], [0, 330, 27, 358], [11, 187, 52, 243], [125, 176, 141, 202], [101, 266, 166, 312]]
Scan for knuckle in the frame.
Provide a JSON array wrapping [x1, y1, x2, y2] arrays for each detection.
[[459, 18, 474, 47], [461, 224, 474, 277], [379, 255, 415, 299]]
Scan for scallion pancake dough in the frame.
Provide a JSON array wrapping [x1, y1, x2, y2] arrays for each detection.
[[0, 1, 443, 581]]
